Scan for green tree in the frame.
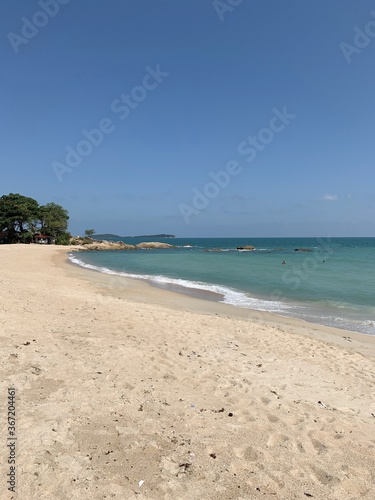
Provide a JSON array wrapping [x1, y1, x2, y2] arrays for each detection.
[[0, 193, 39, 243], [0, 194, 70, 244], [39, 203, 69, 241], [55, 231, 71, 245], [84, 229, 95, 238]]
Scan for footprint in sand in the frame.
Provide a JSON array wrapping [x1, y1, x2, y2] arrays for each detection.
[[310, 465, 340, 487], [267, 413, 279, 423], [235, 445, 262, 462], [266, 434, 289, 447]]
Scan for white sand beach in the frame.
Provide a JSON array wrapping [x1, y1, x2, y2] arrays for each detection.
[[1, 244, 374, 499]]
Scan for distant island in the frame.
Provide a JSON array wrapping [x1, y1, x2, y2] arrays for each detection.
[[94, 233, 176, 239]]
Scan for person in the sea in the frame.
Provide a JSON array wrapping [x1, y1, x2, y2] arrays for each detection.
[[282, 260, 286, 265]]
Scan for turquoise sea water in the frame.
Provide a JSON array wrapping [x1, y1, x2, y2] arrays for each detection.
[[69, 237, 375, 335]]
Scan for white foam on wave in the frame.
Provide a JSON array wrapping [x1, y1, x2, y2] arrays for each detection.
[[331, 316, 375, 329], [174, 245, 200, 249], [68, 253, 290, 312], [328, 316, 375, 335], [69, 253, 120, 275], [281, 309, 375, 336]]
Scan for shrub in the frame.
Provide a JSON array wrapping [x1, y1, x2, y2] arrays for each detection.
[[55, 231, 71, 245]]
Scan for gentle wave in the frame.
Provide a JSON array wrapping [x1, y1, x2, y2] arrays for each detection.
[[280, 310, 375, 336], [175, 245, 201, 249], [68, 252, 375, 335], [328, 316, 375, 331], [68, 253, 290, 312]]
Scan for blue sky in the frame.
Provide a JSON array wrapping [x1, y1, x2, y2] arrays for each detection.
[[1, 0, 374, 237]]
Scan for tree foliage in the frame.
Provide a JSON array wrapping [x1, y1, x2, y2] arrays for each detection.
[[84, 229, 95, 238], [0, 193, 39, 242], [39, 203, 69, 239], [0, 193, 70, 244]]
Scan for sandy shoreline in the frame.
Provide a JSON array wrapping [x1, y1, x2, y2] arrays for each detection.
[[1, 245, 375, 499], [64, 248, 375, 356]]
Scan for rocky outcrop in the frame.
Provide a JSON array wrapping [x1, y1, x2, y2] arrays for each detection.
[[70, 237, 174, 251], [83, 241, 136, 251], [135, 242, 174, 249]]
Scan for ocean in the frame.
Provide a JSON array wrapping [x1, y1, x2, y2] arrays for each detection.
[[69, 237, 375, 336]]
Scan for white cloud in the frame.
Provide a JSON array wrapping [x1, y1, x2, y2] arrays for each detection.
[[322, 193, 339, 201]]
